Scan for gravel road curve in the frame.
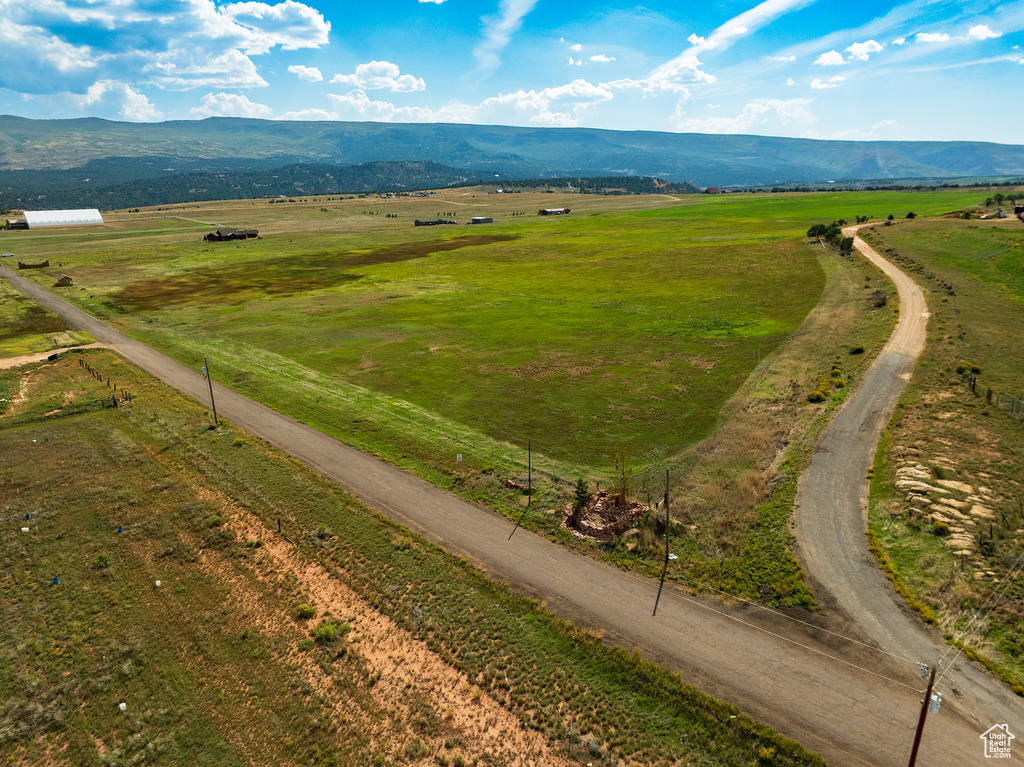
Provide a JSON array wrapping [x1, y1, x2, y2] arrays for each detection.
[[3, 259, 1021, 766]]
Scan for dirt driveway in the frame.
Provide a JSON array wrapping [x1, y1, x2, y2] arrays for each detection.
[[2, 261, 1021, 766]]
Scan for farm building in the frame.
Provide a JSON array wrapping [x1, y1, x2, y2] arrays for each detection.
[[471, 217, 493, 224], [538, 208, 571, 216], [56, 274, 73, 287], [18, 260, 49, 270], [20, 209, 104, 228], [204, 228, 259, 242]]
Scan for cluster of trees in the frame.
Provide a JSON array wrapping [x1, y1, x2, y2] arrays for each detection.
[[983, 192, 1018, 207], [0, 161, 489, 210], [807, 221, 854, 254]]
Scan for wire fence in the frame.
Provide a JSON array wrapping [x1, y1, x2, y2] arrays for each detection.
[[997, 391, 1024, 420]]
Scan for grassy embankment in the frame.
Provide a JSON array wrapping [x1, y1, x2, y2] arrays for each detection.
[[0, 351, 825, 766], [0, 189, 981, 605], [860, 214, 1024, 689], [0, 278, 93, 357]]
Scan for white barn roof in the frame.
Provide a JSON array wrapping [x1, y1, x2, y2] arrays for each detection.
[[23, 209, 104, 228]]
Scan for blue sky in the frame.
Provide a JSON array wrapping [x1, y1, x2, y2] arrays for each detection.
[[0, 0, 1021, 143]]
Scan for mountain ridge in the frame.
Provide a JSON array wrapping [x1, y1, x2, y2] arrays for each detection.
[[2, 115, 1024, 188]]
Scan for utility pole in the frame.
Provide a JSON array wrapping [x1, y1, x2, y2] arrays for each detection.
[[653, 468, 670, 617], [907, 665, 937, 767], [203, 356, 218, 426], [664, 468, 670, 567]]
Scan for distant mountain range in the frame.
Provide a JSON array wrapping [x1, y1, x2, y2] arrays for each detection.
[[1, 115, 1023, 207]]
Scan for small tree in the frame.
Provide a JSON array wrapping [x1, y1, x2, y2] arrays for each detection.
[[887, 214, 895, 221], [572, 477, 592, 513], [614, 452, 632, 499], [906, 211, 916, 219]]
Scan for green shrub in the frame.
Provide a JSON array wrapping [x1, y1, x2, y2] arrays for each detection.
[[232, 437, 246, 447], [297, 603, 316, 620], [93, 554, 110, 569], [970, 364, 981, 375], [312, 622, 336, 644], [205, 515, 224, 529], [932, 521, 950, 536], [806, 390, 827, 403], [831, 378, 846, 389], [312, 620, 350, 644], [849, 346, 865, 355]]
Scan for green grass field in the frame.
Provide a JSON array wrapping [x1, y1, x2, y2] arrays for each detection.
[[0, 352, 825, 766]]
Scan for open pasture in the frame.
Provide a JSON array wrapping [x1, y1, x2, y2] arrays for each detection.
[[0, 188, 987, 603], [6, 190, 827, 472], [0, 188, 983, 478]]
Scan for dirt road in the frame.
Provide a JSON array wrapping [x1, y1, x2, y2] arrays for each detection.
[[3, 261, 1021, 766], [795, 225, 1024, 750]]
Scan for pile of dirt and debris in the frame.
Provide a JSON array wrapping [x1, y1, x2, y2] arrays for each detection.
[[563, 490, 648, 542]]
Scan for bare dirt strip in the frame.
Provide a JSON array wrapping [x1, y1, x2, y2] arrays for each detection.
[[3, 261, 1022, 767]]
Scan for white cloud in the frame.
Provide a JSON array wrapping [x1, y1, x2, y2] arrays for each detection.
[[330, 61, 425, 92], [653, 0, 815, 94], [813, 50, 845, 66], [916, 32, 951, 43], [190, 91, 273, 118], [810, 75, 845, 89], [831, 119, 904, 140], [968, 25, 1000, 41], [686, 0, 817, 54], [147, 49, 268, 90], [893, 37, 907, 45], [418, 0, 447, 4], [846, 40, 883, 61], [276, 107, 337, 120], [0, 0, 330, 99], [672, 97, 815, 134], [569, 43, 583, 52], [475, 0, 540, 71], [79, 80, 161, 121], [786, 77, 795, 85], [589, 54, 616, 63], [220, 1, 331, 55], [568, 57, 582, 67], [322, 89, 476, 123], [288, 64, 323, 82], [768, 55, 797, 62]]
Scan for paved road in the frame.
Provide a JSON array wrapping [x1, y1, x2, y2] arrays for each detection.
[[4, 262, 1022, 766]]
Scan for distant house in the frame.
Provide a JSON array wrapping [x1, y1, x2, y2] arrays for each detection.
[[56, 274, 73, 287], [539, 208, 571, 216], [704, 187, 720, 194], [22, 209, 103, 228], [471, 217, 493, 224]]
